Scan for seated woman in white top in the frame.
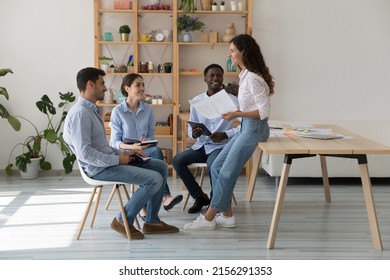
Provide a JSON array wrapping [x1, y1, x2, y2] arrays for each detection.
[[109, 73, 182, 219]]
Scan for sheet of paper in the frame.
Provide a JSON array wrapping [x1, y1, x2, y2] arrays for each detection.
[[192, 90, 238, 119]]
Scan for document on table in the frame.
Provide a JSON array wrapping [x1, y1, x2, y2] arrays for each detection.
[[191, 90, 238, 119]]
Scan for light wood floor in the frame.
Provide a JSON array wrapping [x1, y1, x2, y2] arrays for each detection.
[[1, 170, 390, 260]]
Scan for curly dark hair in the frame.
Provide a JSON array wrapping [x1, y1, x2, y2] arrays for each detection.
[[230, 34, 275, 95]]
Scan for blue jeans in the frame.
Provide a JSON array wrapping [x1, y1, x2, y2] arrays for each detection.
[[172, 146, 222, 199], [210, 118, 269, 211], [144, 145, 171, 196], [92, 159, 167, 224]]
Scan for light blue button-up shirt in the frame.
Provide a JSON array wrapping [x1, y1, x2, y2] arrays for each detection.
[[63, 97, 122, 177], [189, 92, 240, 155], [109, 100, 155, 149]]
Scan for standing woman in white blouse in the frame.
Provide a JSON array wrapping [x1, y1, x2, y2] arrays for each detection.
[[185, 34, 275, 230]]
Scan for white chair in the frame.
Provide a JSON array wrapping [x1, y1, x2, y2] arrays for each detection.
[[182, 162, 237, 210], [77, 162, 139, 240]]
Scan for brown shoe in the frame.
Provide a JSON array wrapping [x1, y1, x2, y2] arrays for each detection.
[[143, 221, 179, 234], [111, 218, 144, 240]]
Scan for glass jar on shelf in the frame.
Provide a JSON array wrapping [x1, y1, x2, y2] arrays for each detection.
[[139, 62, 148, 73], [152, 95, 163, 105], [148, 61, 154, 73]]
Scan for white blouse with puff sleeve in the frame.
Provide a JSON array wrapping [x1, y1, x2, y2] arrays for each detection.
[[238, 69, 270, 120]]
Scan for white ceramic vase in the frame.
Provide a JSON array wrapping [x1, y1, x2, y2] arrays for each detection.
[[100, 64, 109, 73], [182, 32, 191, 42]]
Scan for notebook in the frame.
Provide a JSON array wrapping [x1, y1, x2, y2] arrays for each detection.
[[187, 121, 212, 136], [123, 138, 158, 146]]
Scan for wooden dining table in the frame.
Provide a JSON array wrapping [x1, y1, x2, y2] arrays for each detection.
[[245, 124, 390, 250]]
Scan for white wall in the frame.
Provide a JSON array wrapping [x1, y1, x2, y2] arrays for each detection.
[[1, 0, 389, 171], [258, 0, 390, 122], [0, 0, 93, 170]]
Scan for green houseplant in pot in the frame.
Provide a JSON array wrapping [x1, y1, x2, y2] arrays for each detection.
[[163, 62, 173, 73], [5, 92, 77, 179], [119, 25, 131, 41], [98, 56, 113, 73], [177, 14, 205, 42], [0, 68, 21, 131]]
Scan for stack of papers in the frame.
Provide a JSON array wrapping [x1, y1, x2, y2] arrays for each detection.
[[191, 90, 238, 118]]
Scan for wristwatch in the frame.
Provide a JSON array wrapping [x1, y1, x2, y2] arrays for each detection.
[[154, 32, 164, 42]]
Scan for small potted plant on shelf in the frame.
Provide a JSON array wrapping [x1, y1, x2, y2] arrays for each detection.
[[119, 24, 131, 41], [0, 68, 21, 131], [220, 1, 225, 11], [98, 56, 113, 72], [163, 62, 173, 73], [5, 92, 76, 179], [212, 1, 218, 11], [176, 14, 205, 42]]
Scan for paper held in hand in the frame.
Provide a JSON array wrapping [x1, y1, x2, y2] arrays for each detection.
[[191, 90, 238, 119]]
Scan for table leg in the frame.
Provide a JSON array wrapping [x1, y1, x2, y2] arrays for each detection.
[[267, 161, 290, 249], [359, 163, 383, 251], [245, 147, 262, 202], [246, 155, 253, 186], [319, 155, 331, 202]]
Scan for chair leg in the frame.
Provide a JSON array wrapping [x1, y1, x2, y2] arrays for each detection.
[[182, 192, 191, 211], [106, 184, 130, 210], [182, 166, 238, 209], [105, 185, 116, 210], [183, 167, 200, 210], [122, 184, 130, 200], [128, 184, 140, 229], [76, 186, 99, 240], [130, 184, 135, 195], [115, 184, 132, 240], [90, 186, 103, 228], [199, 167, 206, 187], [232, 193, 238, 206], [134, 215, 140, 229]]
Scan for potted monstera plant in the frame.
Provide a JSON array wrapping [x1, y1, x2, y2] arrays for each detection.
[[6, 92, 77, 179]]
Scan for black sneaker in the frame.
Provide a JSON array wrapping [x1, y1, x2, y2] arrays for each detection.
[[188, 193, 210, 213]]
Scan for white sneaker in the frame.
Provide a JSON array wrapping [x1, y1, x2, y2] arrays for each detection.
[[215, 213, 236, 228], [184, 214, 216, 231]]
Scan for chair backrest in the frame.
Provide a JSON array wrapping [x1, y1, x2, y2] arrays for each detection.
[[78, 161, 100, 186]]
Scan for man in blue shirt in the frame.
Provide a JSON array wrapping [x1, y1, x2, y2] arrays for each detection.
[[173, 64, 240, 213], [64, 67, 179, 239]]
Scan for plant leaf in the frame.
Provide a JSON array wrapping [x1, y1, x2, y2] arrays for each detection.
[[63, 153, 76, 174], [0, 86, 9, 100], [0, 103, 10, 118], [44, 129, 57, 143], [0, 68, 13, 77], [5, 164, 14, 176], [40, 161, 52, 171], [15, 153, 30, 173], [36, 94, 56, 115], [7, 115, 21, 131]]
